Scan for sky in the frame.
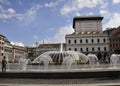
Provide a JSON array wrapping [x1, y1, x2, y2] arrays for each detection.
[[0, 0, 120, 47]]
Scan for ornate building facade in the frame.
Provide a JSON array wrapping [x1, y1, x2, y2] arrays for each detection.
[[0, 34, 5, 62], [0, 34, 13, 62], [105, 26, 120, 54], [12, 45, 26, 63], [66, 16, 110, 62]]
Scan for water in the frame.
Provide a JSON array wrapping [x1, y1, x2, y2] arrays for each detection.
[[32, 51, 88, 69], [87, 54, 99, 68], [19, 57, 30, 70], [4, 43, 120, 71], [109, 54, 120, 68]]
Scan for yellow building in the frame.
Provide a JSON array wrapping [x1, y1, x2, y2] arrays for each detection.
[[0, 34, 13, 63], [0, 34, 5, 62], [4, 39, 13, 62], [13, 45, 26, 63]]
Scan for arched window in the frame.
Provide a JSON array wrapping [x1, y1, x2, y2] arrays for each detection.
[[104, 47, 106, 51], [69, 48, 71, 51], [98, 47, 100, 51], [92, 47, 94, 51], [80, 39, 82, 43], [75, 48, 77, 51], [97, 39, 100, 43], [91, 39, 94, 43], [86, 48, 88, 51], [80, 48, 83, 52], [103, 38, 106, 43], [68, 40, 71, 44], [74, 39, 77, 44], [86, 39, 88, 43]]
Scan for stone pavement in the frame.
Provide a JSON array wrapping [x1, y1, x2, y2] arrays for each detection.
[[0, 78, 120, 86], [0, 83, 120, 86], [0, 84, 119, 86]]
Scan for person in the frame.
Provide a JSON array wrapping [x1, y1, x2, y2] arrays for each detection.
[[1, 56, 7, 72]]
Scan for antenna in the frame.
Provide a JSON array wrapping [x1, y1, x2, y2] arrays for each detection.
[[34, 35, 39, 47]]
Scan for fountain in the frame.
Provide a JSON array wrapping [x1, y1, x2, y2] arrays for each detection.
[[109, 54, 120, 68], [1, 43, 120, 79], [19, 57, 30, 70], [62, 56, 75, 69], [32, 51, 88, 69], [87, 54, 99, 68], [38, 54, 53, 70]]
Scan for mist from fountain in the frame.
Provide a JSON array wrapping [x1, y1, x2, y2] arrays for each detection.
[[38, 54, 53, 70], [32, 43, 89, 70], [87, 54, 99, 68], [19, 57, 30, 70], [109, 54, 120, 68], [62, 56, 75, 69]]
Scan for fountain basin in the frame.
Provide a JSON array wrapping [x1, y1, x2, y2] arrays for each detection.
[[0, 68, 120, 79]]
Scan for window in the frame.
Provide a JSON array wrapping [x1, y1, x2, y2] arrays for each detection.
[[2, 53, 4, 56], [74, 48, 77, 51], [91, 39, 94, 43], [2, 42, 4, 45], [86, 39, 88, 43], [69, 48, 71, 51], [92, 47, 94, 51], [74, 39, 77, 44], [98, 47, 100, 51], [68, 40, 71, 44], [80, 39, 82, 43], [104, 47, 106, 51], [97, 39, 100, 43], [1, 47, 4, 50], [80, 48, 83, 52], [103, 38, 106, 43], [86, 48, 88, 51]]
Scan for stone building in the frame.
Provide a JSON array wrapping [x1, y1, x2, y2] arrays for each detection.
[[0, 34, 13, 62], [0, 34, 5, 62], [104, 26, 120, 54], [26, 43, 66, 61], [38, 43, 66, 54], [66, 16, 110, 62], [26, 47, 36, 61], [4, 38, 13, 62], [13, 45, 26, 63]]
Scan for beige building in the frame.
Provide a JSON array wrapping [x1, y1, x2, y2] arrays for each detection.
[[26, 47, 36, 61], [4, 38, 13, 62], [13, 45, 26, 63], [104, 26, 120, 54], [0, 34, 13, 62], [26, 43, 66, 61], [66, 16, 110, 62], [0, 34, 5, 62], [110, 27, 120, 53]]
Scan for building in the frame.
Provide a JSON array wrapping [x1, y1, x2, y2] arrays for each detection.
[[13, 45, 26, 63], [26, 43, 66, 60], [4, 38, 13, 62], [0, 34, 5, 62], [38, 43, 66, 54], [26, 47, 36, 61], [104, 26, 120, 54], [66, 16, 110, 62], [0, 34, 13, 62]]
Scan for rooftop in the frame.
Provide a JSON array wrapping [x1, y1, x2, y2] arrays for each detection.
[[73, 16, 103, 28], [0, 34, 5, 37]]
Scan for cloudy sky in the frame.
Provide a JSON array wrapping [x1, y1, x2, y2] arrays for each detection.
[[0, 0, 120, 46]]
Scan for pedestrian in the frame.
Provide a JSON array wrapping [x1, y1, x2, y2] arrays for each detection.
[[1, 56, 7, 72]]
